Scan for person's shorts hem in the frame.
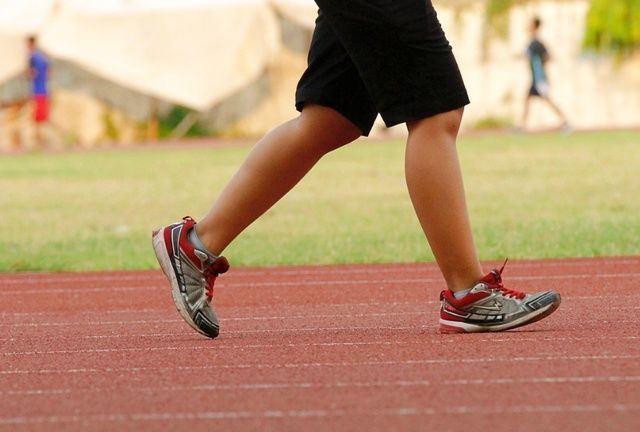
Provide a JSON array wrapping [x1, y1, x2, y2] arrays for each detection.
[[295, 88, 377, 137], [296, 90, 470, 136], [528, 82, 549, 98], [381, 93, 470, 128]]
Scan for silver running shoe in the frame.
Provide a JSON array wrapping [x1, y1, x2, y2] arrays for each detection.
[[152, 216, 229, 338], [439, 262, 561, 333]]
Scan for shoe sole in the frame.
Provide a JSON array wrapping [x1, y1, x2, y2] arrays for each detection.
[[439, 295, 561, 334], [152, 228, 209, 337]]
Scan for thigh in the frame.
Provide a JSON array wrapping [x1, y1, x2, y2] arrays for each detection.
[[295, 12, 378, 136], [315, 0, 469, 127]]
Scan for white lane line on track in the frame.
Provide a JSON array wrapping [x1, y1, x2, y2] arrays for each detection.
[[0, 311, 426, 328], [0, 308, 166, 317], [2, 271, 639, 295], [2, 335, 639, 357], [3, 321, 638, 344], [1, 403, 640, 425], [0, 325, 429, 342], [4, 375, 640, 396], [569, 294, 640, 300], [2, 354, 639, 375], [1, 389, 72, 396], [150, 324, 425, 334], [0, 294, 636, 321], [0, 312, 637, 340], [0, 303, 630, 324], [1, 257, 638, 285], [0, 301, 426, 317], [0, 341, 427, 356], [1, 319, 184, 327], [0, 278, 437, 295], [1, 327, 418, 342], [2, 310, 639, 329]]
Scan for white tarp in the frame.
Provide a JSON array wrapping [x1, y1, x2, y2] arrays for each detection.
[[0, 0, 54, 85], [42, 0, 281, 110], [0, 32, 27, 85], [0, 0, 288, 110], [270, 0, 317, 29], [0, 0, 55, 33]]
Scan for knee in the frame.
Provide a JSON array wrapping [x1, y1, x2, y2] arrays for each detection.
[[297, 105, 362, 152], [407, 108, 464, 139], [439, 109, 464, 138]]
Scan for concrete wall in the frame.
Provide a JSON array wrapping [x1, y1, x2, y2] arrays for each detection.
[[221, 0, 640, 136], [2, 0, 638, 148], [439, 0, 640, 130]]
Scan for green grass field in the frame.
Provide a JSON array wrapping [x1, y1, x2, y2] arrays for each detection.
[[1, 130, 639, 272]]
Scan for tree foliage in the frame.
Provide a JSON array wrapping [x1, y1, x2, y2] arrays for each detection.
[[583, 0, 640, 55], [485, 0, 521, 38]]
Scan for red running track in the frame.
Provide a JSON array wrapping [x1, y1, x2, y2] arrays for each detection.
[[1, 257, 639, 432]]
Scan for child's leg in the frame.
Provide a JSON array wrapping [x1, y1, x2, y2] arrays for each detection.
[[196, 104, 361, 255], [542, 96, 568, 124], [405, 108, 484, 292], [522, 94, 532, 128]]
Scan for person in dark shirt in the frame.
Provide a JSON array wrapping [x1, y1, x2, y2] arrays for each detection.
[[27, 36, 50, 145], [521, 17, 569, 131]]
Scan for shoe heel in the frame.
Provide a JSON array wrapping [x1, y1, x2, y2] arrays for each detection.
[[439, 321, 467, 334]]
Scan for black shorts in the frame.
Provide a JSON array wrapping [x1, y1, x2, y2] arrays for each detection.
[[528, 81, 549, 97], [295, 0, 469, 136]]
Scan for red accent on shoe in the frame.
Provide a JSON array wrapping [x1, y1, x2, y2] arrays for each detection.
[[440, 290, 470, 321], [163, 226, 173, 257], [479, 260, 525, 300], [439, 322, 466, 334], [204, 257, 229, 301], [178, 216, 203, 270], [442, 289, 489, 309], [440, 290, 479, 320], [439, 259, 525, 320], [165, 216, 230, 302]]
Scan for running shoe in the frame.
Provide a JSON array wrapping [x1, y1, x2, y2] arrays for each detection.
[[152, 216, 229, 338], [439, 262, 561, 333]]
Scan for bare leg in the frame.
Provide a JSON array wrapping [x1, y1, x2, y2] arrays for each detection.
[[405, 108, 484, 291], [34, 124, 44, 148], [7, 103, 22, 150], [197, 105, 361, 255], [542, 96, 567, 124], [521, 95, 532, 129]]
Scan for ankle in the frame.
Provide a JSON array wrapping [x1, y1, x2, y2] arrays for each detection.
[[452, 288, 472, 299], [188, 227, 219, 259], [444, 270, 484, 293], [190, 220, 221, 253]]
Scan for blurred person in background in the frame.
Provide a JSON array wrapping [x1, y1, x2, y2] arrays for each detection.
[[521, 17, 570, 132], [26, 35, 50, 146]]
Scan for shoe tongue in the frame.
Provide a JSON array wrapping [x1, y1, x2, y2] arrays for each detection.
[[194, 249, 210, 264]]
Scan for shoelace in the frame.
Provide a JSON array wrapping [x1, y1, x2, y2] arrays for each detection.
[[203, 267, 220, 301], [490, 259, 526, 300]]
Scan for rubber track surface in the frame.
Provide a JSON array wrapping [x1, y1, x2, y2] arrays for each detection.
[[1, 257, 639, 431]]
